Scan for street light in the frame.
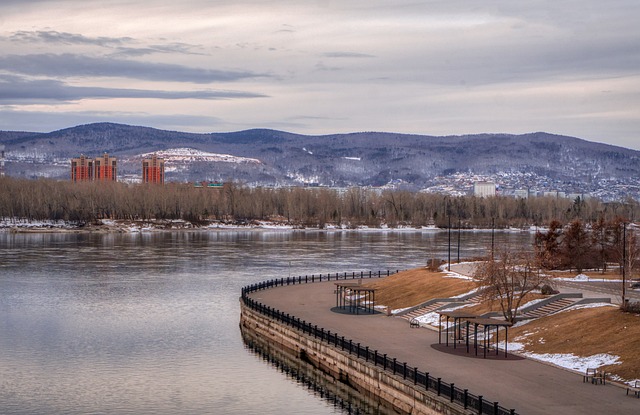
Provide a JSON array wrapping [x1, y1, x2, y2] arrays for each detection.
[[622, 222, 627, 308], [448, 214, 451, 271]]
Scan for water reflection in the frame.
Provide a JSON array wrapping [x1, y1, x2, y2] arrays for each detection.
[[0, 230, 533, 414], [242, 330, 392, 415]]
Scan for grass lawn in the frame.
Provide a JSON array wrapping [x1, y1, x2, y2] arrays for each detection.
[[364, 267, 640, 383]]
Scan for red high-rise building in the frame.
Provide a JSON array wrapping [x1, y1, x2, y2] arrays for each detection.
[[94, 153, 117, 181], [142, 155, 165, 184], [71, 155, 94, 182]]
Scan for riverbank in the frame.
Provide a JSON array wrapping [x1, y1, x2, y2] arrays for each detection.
[[246, 275, 640, 414], [0, 218, 542, 234]]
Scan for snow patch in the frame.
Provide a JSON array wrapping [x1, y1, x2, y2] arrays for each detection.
[[139, 148, 261, 164]]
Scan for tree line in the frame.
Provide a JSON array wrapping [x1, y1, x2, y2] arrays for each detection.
[[0, 176, 638, 229], [535, 218, 639, 274]]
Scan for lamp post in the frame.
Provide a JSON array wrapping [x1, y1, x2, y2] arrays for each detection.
[[457, 218, 461, 264], [491, 217, 495, 260], [622, 222, 627, 308], [448, 214, 451, 271]]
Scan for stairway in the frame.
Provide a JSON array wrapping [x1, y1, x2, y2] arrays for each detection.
[[400, 301, 450, 322], [521, 297, 579, 319]]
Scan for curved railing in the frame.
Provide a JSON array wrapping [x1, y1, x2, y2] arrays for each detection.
[[241, 271, 517, 415]]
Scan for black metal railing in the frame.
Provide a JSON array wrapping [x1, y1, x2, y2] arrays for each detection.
[[241, 271, 517, 415]]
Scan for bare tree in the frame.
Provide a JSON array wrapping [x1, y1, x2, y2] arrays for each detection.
[[474, 248, 552, 323]]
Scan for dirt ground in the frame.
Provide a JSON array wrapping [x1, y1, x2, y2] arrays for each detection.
[[363, 267, 640, 383]]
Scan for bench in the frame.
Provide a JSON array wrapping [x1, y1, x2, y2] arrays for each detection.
[[627, 380, 640, 398], [583, 368, 607, 384], [583, 368, 597, 383], [593, 370, 607, 385], [409, 318, 420, 328]]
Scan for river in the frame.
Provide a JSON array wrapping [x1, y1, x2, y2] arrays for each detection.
[[0, 229, 533, 414]]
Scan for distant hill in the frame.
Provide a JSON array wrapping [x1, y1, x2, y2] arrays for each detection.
[[1, 123, 639, 199]]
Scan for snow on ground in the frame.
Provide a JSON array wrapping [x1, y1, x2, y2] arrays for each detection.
[[519, 297, 548, 310], [139, 148, 261, 164], [439, 267, 475, 281], [414, 304, 471, 328], [555, 274, 624, 283], [499, 340, 621, 373], [567, 302, 618, 311], [0, 218, 78, 229], [450, 287, 480, 299]]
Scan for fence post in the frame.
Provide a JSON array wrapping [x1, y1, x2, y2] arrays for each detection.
[[383, 354, 387, 370], [450, 383, 455, 402], [478, 396, 483, 415], [437, 378, 441, 396], [494, 402, 499, 415], [464, 389, 468, 409], [357, 343, 360, 358], [425, 372, 429, 391], [393, 358, 396, 374], [403, 363, 407, 379], [414, 368, 417, 384], [374, 350, 378, 366], [365, 346, 369, 362]]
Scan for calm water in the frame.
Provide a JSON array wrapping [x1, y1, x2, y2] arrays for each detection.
[[0, 229, 532, 414]]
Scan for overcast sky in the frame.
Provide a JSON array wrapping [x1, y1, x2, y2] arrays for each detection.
[[1, 1, 639, 149]]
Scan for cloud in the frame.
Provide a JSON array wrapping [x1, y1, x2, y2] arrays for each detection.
[[6, 30, 204, 57], [9, 30, 133, 47], [0, 75, 267, 102], [0, 53, 268, 83], [321, 52, 375, 58]]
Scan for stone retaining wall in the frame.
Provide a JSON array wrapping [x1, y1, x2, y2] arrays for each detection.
[[240, 301, 473, 415]]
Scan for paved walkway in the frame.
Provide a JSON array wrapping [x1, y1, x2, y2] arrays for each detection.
[[249, 280, 639, 415]]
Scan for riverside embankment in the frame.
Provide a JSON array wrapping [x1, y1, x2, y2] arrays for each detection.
[[241, 274, 639, 415]]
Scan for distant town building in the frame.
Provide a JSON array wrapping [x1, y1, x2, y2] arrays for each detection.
[[94, 153, 117, 182], [473, 181, 496, 198], [514, 189, 529, 199], [71, 155, 94, 182], [194, 181, 223, 188], [0, 144, 5, 177], [142, 155, 165, 184]]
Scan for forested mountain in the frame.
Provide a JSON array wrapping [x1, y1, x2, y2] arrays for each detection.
[[1, 123, 639, 199]]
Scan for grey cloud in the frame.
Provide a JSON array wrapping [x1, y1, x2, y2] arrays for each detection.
[[111, 43, 204, 58], [0, 53, 268, 83], [322, 52, 375, 58], [0, 76, 267, 102], [9, 30, 133, 47], [8, 31, 204, 57]]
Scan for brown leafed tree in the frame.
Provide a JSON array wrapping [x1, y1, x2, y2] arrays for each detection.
[[474, 248, 551, 323]]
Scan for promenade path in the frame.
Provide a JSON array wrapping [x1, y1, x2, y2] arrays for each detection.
[[248, 280, 639, 415]]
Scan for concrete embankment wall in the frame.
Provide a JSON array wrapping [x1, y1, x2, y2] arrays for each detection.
[[240, 301, 473, 415]]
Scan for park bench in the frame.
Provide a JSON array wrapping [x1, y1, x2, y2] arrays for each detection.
[[627, 380, 640, 398], [583, 368, 607, 384]]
